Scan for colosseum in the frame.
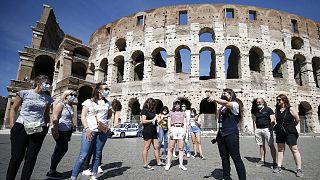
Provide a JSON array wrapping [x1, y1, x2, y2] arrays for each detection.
[[3, 4, 320, 133]]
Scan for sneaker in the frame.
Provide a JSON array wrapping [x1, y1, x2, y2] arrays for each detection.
[[157, 162, 165, 166], [82, 169, 92, 176], [165, 164, 171, 171], [255, 160, 265, 167], [179, 165, 187, 171], [271, 162, 277, 170], [98, 166, 103, 174], [46, 171, 64, 179], [296, 169, 304, 177], [173, 153, 178, 158], [200, 155, 206, 160], [186, 153, 191, 158], [90, 176, 97, 180], [143, 164, 154, 171], [273, 166, 282, 173]]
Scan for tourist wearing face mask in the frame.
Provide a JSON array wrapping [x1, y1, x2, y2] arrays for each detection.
[[158, 106, 169, 157], [189, 108, 205, 159], [46, 90, 76, 179], [208, 88, 246, 180], [6, 75, 53, 180], [71, 83, 112, 180], [252, 98, 277, 169]]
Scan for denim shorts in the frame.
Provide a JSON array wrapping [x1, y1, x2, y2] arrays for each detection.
[[190, 126, 201, 134]]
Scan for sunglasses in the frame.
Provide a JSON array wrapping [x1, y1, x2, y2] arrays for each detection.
[[276, 99, 281, 101], [181, 106, 186, 107], [69, 94, 77, 97]]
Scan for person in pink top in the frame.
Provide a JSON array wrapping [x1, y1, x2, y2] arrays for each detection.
[[165, 100, 187, 171]]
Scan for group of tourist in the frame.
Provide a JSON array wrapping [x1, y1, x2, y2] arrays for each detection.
[[5, 74, 303, 180]]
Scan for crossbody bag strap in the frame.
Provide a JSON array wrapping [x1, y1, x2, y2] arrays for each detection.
[[90, 99, 100, 125], [282, 108, 288, 126], [63, 102, 74, 126]]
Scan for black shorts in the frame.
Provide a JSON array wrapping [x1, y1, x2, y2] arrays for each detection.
[[142, 125, 157, 140], [276, 133, 298, 145]]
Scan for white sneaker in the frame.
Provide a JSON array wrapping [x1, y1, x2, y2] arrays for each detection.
[[82, 169, 92, 176], [165, 164, 171, 171], [90, 176, 97, 180], [186, 153, 191, 158], [179, 165, 187, 171], [173, 154, 178, 158], [98, 166, 103, 174]]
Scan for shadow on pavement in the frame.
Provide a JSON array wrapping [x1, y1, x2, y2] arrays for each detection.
[[203, 168, 224, 179], [98, 162, 130, 179], [244, 156, 260, 163]]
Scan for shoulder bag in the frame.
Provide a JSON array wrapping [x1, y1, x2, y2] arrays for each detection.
[[273, 109, 288, 136], [91, 100, 109, 134]]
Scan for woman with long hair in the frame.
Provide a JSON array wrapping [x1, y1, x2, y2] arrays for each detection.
[[165, 100, 188, 171], [47, 90, 77, 179], [273, 94, 303, 177], [208, 88, 246, 180], [141, 98, 163, 170], [6, 75, 53, 180], [189, 108, 205, 159], [71, 83, 112, 180], [158, 106, 169, 156]]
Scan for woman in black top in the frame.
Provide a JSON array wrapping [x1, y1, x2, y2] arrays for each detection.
[[273, 94, 303, 177], [141, 98, 163, 170]]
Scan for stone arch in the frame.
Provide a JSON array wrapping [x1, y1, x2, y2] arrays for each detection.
[[88, 63, 95, 74], [249, 47, 264, 73], [131, 50, 144, 81], [293, 54, 307, 86], [199, 27, 215, 42], [111, 99, 122, 126], [236, 98, 245, 132], [291, 36, 304, 50], [175, 45, 191, 73], [151, 47, 167, 68], [31, 55, 55, 82], [272, 49, 287, 78], [128, 98, 141, 123], [195, 4, 219, 21], [73, 47, 90, 59], [71, 62, 87, 80], [115, 38, 126, 52], [199, 47, 216, 80], [299, 101, 312, 133], [77, 85, 93, 128], [155, 99, 164, 114], [55, 60, 60, 71], [100, 58, 108, 82], [114, 55, 125, 83], [225, 45, 241, 79], [312, 57, 320, 88]]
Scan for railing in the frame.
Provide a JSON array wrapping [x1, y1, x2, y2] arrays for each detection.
[[74, 53, 89, 60], [70, 74, 86, 80]]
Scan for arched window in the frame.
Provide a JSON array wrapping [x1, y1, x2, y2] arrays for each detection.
[[115, 38, 126, 52], [152, 48, 167, 68], [199, 47, 216, 80], [312, 57, 320, 88], [224, 45, 240, 79], [31, 55, 55, 82], [249, 47, 264, 73], [175, 45, 191, 74], [100, 58, 108, 82], [73, 47, 90, 60], [293, 54, 307, 86], [71, 62, 87, 80], [199, 27, 215, 42], [114, 56, 124, 83], [272, 49, 286, 78], [131, 51, 144, 81]]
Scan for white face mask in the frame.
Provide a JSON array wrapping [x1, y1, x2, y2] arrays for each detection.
[[67, 95, 76, 102], [257, 104, 264, 110], [40, 82, 50, 92], [102, 90, 109, 97]]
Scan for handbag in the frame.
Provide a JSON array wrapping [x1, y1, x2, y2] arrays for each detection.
[[24, 121, 43, 135], [91, 100, 108, 133], [274, 109, 287, 136]]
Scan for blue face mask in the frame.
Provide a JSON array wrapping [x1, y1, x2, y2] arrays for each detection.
[[102, 90, 109, 97], [67, 95, 76, 102], [40, 82, 50, 92]]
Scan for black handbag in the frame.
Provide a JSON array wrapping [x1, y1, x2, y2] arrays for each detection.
[[274, 109, 288, 136]]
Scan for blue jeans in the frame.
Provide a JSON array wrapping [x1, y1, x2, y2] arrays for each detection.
[[158, 128, 168, 153], [71, 130, 107, 177], [184, 139, 191, 154]]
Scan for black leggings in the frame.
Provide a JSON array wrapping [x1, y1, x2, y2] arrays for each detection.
[[50, 131, 72, 170], [6, 123, 48, 180], [217, 132, 246, 180]]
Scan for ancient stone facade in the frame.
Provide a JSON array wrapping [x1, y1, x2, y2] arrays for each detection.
[[4, 4, 320, 133]]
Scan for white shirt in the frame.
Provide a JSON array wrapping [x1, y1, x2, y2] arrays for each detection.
[[82, 99, 111, 131]]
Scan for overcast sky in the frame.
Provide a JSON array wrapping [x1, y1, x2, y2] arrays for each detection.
[[0, 0, 319, 97]]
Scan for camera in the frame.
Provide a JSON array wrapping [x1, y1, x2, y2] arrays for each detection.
[[211, 138, 217, 144]]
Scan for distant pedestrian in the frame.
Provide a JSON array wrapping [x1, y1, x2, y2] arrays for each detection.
[[273, 94, 303, 177], [158, 106, 169, 156], [165, 100, 188, 171], [189, 108, 205, 159], [252, 98, 277, 169], [141, 98, 164, 170], [208, 88, 246, 180], [6, 75, 53, 180], [47, 90, 77, 179]]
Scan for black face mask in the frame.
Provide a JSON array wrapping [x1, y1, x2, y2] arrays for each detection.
[[221, 95, 229, 101]]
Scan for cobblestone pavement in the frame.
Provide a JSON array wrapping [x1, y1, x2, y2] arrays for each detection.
[[0, 133, 319, 180]]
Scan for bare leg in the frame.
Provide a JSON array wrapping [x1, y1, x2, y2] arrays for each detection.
[[196, 133, 204, 157], [269, 144, 277, 163], [151, 139, 162, 165], [259, 144, 266, 161], [166, 139, 176, 165], [289, 145, 302, 170], [178, 139, 184, 165], [142, 139, 152, 166], [277, 143, 285, 167]]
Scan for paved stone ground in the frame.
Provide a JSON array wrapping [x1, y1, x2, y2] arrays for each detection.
[[0, 132, 319, 180]]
